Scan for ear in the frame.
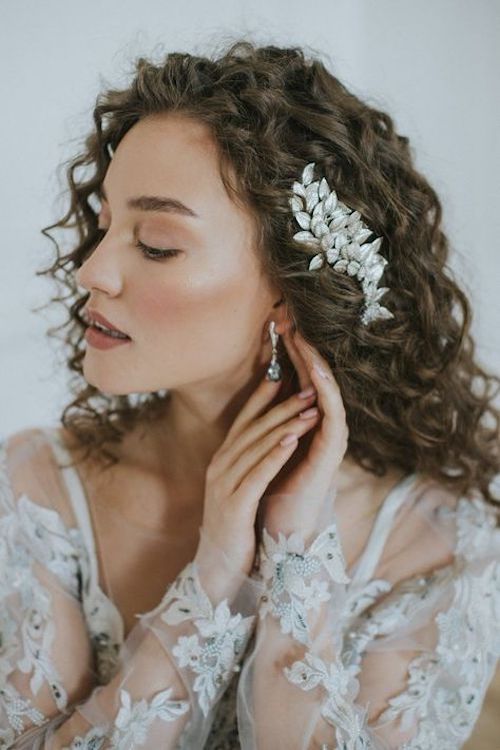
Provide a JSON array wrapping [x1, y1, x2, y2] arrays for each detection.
[[267, 297, 295, 337]]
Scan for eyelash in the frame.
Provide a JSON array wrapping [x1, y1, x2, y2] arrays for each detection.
[[135, 239, 181, 260], [96, 228, 181, 261]]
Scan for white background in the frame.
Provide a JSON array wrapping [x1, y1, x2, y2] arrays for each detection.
[[1, 0, 499, 434]]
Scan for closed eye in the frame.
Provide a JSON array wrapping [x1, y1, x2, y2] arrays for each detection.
[[95, 227, 181, 261], [134, 240, 182, 261]]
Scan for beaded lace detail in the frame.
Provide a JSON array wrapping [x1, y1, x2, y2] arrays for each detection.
[[258, 522, 350, 645], [255, 496, 500, 749], [155, 561, 256, 717], [2, 430, 500, 749]]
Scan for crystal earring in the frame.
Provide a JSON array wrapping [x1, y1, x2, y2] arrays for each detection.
[[265, 321, 282, 381]]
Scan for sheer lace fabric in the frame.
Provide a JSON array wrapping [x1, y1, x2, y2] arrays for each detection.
[[1, 426, 499, 749]]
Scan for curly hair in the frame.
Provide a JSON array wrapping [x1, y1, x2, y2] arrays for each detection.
[[35, 37, 500, 513]]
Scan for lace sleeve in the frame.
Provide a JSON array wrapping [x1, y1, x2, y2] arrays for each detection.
[[46, 529, 263, 750], [0, 432, 95, 748], [4, 427, 499, 748], [235, 485, 500, 749], [0, 432, 264, 749]]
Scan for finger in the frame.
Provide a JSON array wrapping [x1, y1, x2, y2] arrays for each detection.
[[293, 332, 347, 444], [231, 412, 320, 499], [281, 329, 314, 392], [233, 438, 301, 516], [292, 329, 332, 375], [213, 387, 318, 480], [309, 364, 346, 438], [225, 374, 282, 442]]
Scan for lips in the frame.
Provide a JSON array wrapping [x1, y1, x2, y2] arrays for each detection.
[[83, 308, 130, 337]]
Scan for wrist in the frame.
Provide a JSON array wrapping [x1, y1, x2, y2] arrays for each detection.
[[193, 532, 253, 604]]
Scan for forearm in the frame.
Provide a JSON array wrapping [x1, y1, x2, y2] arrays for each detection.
[[40, 549, 264, 749], [47, 623, 191, 748], [235, 519, 355, 750]]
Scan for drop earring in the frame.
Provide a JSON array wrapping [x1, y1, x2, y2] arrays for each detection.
[[265, 321, 282, 381]]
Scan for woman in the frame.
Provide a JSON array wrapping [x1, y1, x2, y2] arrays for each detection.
[[1, 39, 499, 749]]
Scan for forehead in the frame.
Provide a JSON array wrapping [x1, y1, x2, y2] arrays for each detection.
[[102, 115, 241, 222]]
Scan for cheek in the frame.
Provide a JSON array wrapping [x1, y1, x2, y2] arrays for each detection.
[[136, 277, 189, 325], [132, 260, 266, 345]]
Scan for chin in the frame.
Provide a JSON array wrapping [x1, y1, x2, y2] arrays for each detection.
[[82, 356, 173, 399], [82, 364, 135, 397], [85, 373, 169, 400]]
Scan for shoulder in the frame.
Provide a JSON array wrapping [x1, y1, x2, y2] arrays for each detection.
[[0, 426, 87, 605], [1, 424, 46, 455], [0, 424, 80, 531], [377, 475, 500, 585], [1, 425, 52, 490], [402, 473, 499, 540]]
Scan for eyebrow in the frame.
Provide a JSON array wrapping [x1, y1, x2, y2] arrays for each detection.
[[99, 182, 200, 220]]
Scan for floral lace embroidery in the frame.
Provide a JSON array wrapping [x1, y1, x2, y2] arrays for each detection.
[[0, 727, 16, 750], [111, 687, 190, 749], [3, 429, 500, 750], [74, 540, 124, 686], [342, 577, 393, 622], [259, 497, 500, 749], [62, 726, 107, 749], [0, 440, 86, 740], [0, 439, 82, 598], [204, 657, 244, 750], [284, 651, 374, 749], [257, 523, 374, 746], [156, 562, 256, 717], [370, 498, 500, 748], [0, 683, 46, 742], [380, 559, 500, 748], [439, 496, 498, 562], [342, 569, 445, 672], [61, 687, 190, 749], [258, 522, 350, 644]]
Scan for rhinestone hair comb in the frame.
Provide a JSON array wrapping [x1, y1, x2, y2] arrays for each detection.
[[289, 162, 394, 326]]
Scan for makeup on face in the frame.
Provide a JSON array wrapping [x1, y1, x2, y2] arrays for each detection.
[[76, 115, 277, 401], [85, 325, 132, 350]]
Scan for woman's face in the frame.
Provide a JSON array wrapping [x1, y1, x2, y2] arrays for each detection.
[[76, 113, 284, 396]]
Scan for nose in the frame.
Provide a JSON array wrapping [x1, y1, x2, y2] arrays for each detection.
[[75, 233, 124, 296]]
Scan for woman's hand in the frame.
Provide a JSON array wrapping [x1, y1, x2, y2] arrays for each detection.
[[195, 347, 323, 587], [260, 328, 349, 541]]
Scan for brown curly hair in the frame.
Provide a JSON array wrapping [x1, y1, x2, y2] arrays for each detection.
[[35, 37, 500, 513]]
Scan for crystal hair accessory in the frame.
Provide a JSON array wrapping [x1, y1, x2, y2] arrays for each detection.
[[289, 162, 394, 326]]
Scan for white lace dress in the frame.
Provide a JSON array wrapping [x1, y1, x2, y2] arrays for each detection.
[[1, 425, 499, 749]]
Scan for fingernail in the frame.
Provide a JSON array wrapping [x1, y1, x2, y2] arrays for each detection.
[[313, 362, 331, 380], [299, 407, 319, 419], [280, 433, 298, 446], [298, 386, 316, 399]]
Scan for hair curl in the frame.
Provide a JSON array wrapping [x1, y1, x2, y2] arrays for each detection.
[[35, 37, 500, 515]]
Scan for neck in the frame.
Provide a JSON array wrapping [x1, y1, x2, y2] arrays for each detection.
[[143, 360, 298, 489]]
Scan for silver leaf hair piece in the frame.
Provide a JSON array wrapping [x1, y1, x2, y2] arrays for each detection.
[[289, 162, 394, 326]]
